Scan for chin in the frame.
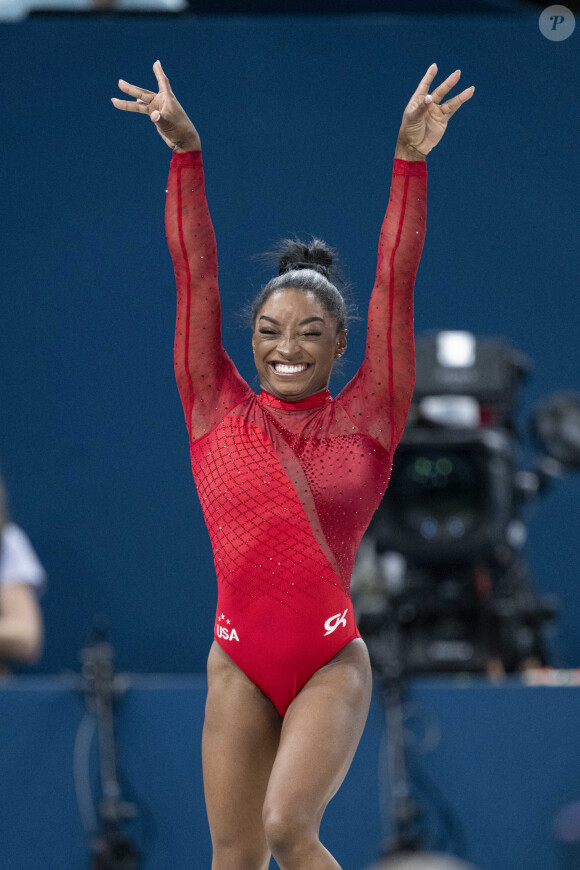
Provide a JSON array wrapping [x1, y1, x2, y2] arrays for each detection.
[[274, 384, 305, 398], [264, 380, 300, 397], [279, 385, 322, 401]]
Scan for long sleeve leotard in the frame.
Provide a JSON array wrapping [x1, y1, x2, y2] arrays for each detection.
[[166, 150, 426, 716]]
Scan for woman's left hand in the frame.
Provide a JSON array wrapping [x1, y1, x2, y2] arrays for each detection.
[[395, 64, 475, 160]]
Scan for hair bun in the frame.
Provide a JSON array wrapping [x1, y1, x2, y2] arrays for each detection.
[[278, 237, 334, 279]]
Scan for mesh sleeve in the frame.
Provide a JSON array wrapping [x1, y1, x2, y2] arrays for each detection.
[[165, 151, 250, 441], [337, 158, 427, 452]]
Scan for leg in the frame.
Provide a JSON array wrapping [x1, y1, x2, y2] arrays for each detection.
[[203, 642, 282, 870], [262, 639, 373, 870]]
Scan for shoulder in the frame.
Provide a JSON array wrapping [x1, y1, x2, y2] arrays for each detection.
[[0, 523, 47, 590]]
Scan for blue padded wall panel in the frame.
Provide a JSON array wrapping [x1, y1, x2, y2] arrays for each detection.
[[0, 14, 578, 673]]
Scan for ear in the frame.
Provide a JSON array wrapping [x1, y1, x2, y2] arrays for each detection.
[[335, 329, 348, 359]]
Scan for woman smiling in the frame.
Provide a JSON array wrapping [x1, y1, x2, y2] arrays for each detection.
[[113, 60, 473, 870]]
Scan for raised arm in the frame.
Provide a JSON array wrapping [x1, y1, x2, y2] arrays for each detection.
[[164, 148, 249, 439], [112, 62, 249, 439], [338, 64, 474, 453], [337, 156, 426, 452]]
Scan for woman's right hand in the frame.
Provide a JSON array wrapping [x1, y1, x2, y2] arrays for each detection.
[[112, 60, 201, 153]]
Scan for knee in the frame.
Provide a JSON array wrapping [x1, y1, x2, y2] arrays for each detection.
[[262, 802, 316, 862], [211, 828, 270, 870], [211, 842, 270, 870]]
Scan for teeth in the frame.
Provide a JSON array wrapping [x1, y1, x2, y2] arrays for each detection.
[[273, 362, 308, 374]]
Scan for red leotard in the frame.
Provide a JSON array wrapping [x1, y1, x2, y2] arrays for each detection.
[[166, 150, 426, 717]]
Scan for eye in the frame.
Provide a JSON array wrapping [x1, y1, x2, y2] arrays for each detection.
[[259, 329, 277, 336], [302, 331, 322, 337]]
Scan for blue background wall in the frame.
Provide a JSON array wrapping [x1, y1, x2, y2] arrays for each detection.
[[2, 676, 580, 870], [1, 12, 579, 674]]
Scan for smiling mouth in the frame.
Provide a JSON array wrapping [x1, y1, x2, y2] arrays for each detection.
[[269, 362, 310, 376]]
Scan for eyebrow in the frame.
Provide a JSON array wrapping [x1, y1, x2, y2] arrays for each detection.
[[259, 315, 325, 326]]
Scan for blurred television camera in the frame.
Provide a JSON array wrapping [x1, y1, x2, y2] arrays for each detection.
[[352, 330, 580, 677]]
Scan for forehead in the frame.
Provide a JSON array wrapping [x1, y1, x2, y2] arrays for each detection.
[[257, 288, 328, 323]]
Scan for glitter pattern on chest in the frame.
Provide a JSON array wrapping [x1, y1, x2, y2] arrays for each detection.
[[190, 412, 344, 614]]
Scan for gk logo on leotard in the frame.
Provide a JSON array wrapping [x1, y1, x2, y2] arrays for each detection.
[[216, 612, 240, 642], [324, 609, 348, 636]]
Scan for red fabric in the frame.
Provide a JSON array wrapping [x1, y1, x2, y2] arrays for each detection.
[[165, 150, 427, 716]]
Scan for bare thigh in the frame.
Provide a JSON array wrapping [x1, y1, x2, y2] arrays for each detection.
[[203, 642, 282, 870], [263, 639, 373, 837]]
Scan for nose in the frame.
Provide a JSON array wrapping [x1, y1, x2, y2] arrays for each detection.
[[276, 334, 301, 358]]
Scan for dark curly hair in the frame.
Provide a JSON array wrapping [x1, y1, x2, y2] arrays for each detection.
[[250, 237, 349, 332]]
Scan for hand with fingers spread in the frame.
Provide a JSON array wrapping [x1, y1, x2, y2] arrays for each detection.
[[111, 60, 201, 153], [395, 63, 475, 160]]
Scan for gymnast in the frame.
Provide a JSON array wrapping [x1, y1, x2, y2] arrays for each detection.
[[112, 61, 474, 870]]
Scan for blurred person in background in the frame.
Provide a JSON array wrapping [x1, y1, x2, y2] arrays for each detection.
[[0, 471, 45, 674], [0, 0, 185, 22]]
